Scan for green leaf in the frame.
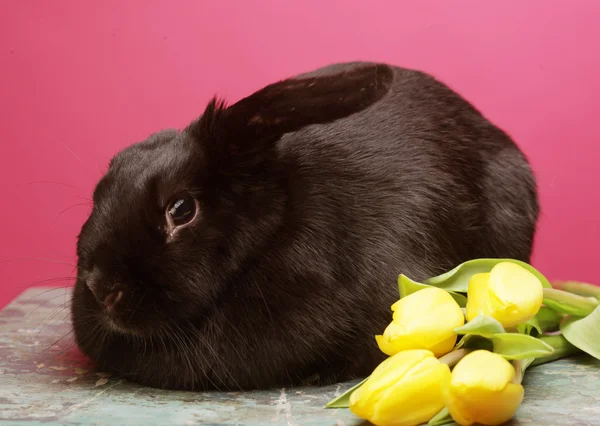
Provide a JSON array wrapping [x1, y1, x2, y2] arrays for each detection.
[[516, 315, 543, 336], [491, 333, 555, 360], [560, 305, 600, 360], [453, 334, 471, 350], [517, 306, 564, 336], [324, 377, 368, 408], [521, 356, 535, 372], [457, 334, 494, 352], [398, 274, 467, 307], [543, 288, 599, 317], [424, 258, 552, 292], [535, 307, 563, 333], [398, 274, 431, 298], [454, 315, 505, 338], [428, 407, 456, 425]]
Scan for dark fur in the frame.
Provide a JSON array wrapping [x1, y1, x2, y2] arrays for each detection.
[[71, 62, 539, 391]]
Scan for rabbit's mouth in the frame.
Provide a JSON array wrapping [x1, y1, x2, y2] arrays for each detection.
[[73, 279, 146, 337], [100, 308, 144, 336]]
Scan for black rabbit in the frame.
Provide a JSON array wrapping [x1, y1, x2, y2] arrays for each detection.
[[70, 62, 539, 391]]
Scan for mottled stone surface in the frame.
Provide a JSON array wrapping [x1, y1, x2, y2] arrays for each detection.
[[1, 287, 599, 425]]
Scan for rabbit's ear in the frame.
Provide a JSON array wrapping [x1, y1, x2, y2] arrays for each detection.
[[192, 63, 394, 158]]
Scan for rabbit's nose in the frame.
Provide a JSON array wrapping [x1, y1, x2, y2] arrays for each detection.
[[85, 268, 124, 311], [102, 290, 123, 311]]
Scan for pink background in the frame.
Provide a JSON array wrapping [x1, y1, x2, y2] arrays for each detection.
[[1, 1, 599, 308]]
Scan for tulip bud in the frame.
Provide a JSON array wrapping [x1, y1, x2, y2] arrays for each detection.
[[350, 349, 451, 426], [376, 287, 464, 357], [466, 262, 543, 328], [443, 350, 524, 426]]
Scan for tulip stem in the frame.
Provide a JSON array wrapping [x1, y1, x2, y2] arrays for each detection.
[[511, 360, 523, 384], [543, 288, 599, 317], [526, 335, 582, 369], [552, 281, 600, 299], [439, 349, 471, 367]]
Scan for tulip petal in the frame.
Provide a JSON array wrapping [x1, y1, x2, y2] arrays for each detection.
[[348, 384, 372, 420], [450, 350, 515, 393], [466, 263, 546, 328], [376, 332, 412, 356], [380, 287, 464, 357], [487, 262, 544, 327], [351, 349, 431, 411], [444, 388, 475, 426], [477, 383, 524, 425], [450, 382, 524, 426], [428, 334, 458, 358], [466, 273, 491, 322], [372, 362, 451, 426], [349, 350, 450, 426], [444, 350, 525, 426], [377, 323, 428, 356]]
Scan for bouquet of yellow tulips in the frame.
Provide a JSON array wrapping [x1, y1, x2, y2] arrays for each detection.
[[326, 259, 600, 426]]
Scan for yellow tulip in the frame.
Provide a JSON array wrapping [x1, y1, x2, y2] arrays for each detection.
[[376, 287, 464, 357], [350, 349, 451, 426], [466, 262, 544, 328], [443, 350, 524, 426]]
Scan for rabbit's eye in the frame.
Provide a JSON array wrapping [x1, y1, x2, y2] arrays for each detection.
[[166, 196, 197, 227]]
